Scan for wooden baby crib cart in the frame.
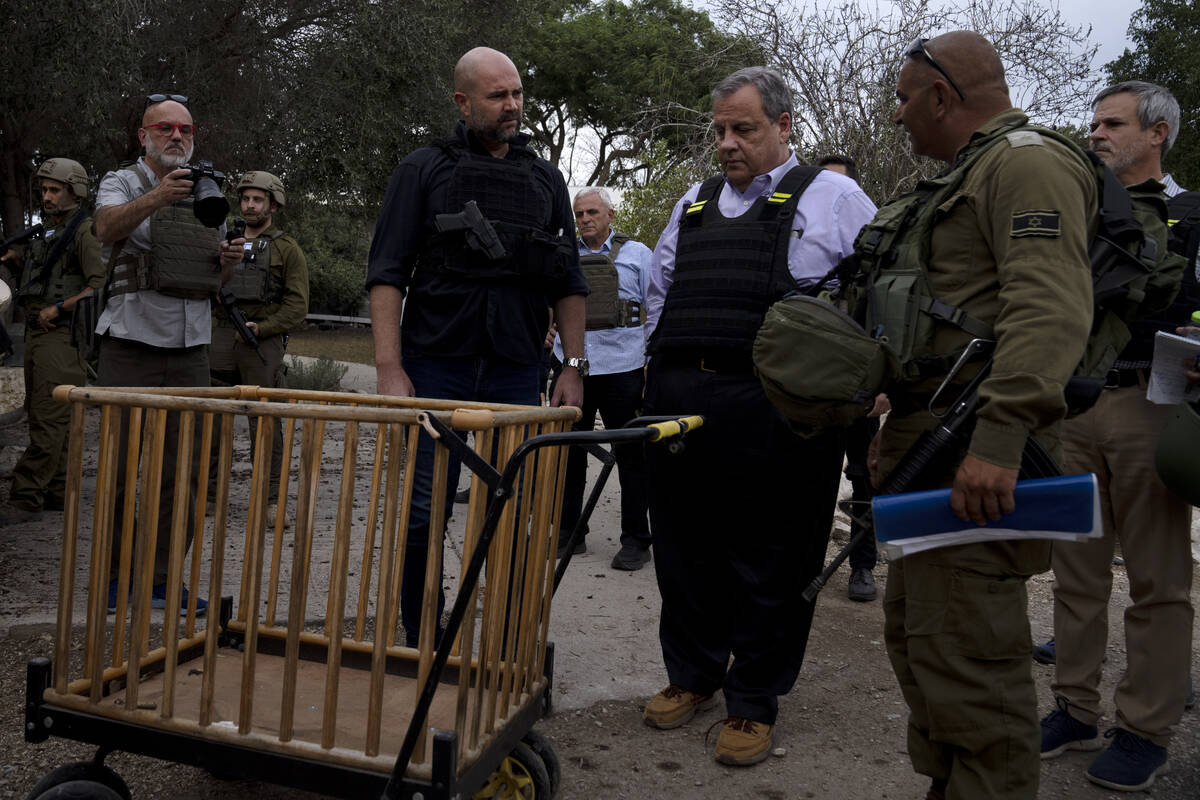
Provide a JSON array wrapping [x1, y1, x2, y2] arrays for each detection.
[[22, 384, 701, 800]]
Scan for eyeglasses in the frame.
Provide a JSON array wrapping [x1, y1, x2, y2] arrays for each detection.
[[904, 38, 966, 101], [143, 122, 195, 137], [145, 93, 188, 108]]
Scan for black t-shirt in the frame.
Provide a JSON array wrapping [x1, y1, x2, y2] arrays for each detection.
[[366, 121, 586, 364]]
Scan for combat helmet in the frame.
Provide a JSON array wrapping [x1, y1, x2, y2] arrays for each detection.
[[236, 171, 285, 207], [36, 158, 89, 199], [1155, 401, 1200, 506]]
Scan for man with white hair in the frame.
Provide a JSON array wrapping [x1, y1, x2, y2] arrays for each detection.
[[554, 187, 654, 569], [93, 93, 244, 614]]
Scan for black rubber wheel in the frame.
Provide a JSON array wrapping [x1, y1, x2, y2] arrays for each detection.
[[34, 780, 123, 800], [472, 741, 553, 799], [27, 764, 130, 800], [521, 729, 560, 797]]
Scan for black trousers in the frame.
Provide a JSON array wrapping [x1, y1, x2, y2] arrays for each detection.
[[98, 335, 208, 584], [844, 415, 879, 571], [644, 358, 845, 724], [559, 367, 651, 549]]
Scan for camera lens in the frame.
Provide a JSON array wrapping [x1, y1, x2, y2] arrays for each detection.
[[192, 176, 229, 228]]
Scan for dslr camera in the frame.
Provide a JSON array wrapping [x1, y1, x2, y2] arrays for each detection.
[[182, 160, 230, 228]]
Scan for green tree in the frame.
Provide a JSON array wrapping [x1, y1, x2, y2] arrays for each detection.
[[515, 0, 761, 186], [1106, 0, 1200, 189]]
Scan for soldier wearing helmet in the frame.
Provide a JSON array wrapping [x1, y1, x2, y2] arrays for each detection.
[[1, 158, 105, 524], [209, 170, 309, 523]]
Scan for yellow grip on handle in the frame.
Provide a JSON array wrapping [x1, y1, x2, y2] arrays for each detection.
[[647, 415, 704, 441]]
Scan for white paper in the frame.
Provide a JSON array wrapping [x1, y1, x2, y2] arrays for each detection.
[[1147, 330, 1200, 405]]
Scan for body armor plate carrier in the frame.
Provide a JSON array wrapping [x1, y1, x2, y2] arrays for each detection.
[[580, 233, 643, 330], [108, 168, 221, 299], [227, 231, 282, 303], [416, 140, 563, 283], [649, 166, 820, 355], [19, 209, 88, 307]]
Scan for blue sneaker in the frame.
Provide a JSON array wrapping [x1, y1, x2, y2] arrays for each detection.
[[1041, 696, 1101, 759], [1086, 728, 1169, 791], [1032, 637, 1056, 665], [151, 583, 208, 616]]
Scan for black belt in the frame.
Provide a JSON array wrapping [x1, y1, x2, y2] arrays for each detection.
[[659, 350, 756, 375], [1104, 368, 1146, 389]]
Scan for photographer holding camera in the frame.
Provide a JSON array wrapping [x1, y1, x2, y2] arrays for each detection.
[[92, 93, 243, 614]]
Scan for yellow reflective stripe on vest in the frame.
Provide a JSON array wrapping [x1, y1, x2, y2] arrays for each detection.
[[767, 191, 793, 204], [686, 200, 707, 214]]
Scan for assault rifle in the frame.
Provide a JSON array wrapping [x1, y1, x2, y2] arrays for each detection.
[[802, 338, 1064, 601], [435, 200, 506, 260], [218, 217, 267, 365], [0, 223, 45, 271]]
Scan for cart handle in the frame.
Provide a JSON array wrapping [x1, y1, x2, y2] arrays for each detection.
[[646, 415, 703, 441]]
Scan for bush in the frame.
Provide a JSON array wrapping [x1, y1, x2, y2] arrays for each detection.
[[286, 355, 348, 392]]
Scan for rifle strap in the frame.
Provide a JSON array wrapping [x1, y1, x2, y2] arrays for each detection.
[[15, 207, 87, 297]]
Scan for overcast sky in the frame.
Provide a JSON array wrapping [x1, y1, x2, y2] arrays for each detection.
[[1054, 0, 1141, 67]]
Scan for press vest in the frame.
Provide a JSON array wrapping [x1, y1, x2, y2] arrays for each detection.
[[649, 166, 820, 355], [415, 140, 562, 283], [108, 168, 221, 299], [19, 210, 88, 309], [580, 233, 643, 330]]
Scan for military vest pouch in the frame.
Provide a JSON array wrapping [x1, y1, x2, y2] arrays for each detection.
[[754, 294, 899, 437], [148, 204, 221, 299], [227, 234, 277, 303]]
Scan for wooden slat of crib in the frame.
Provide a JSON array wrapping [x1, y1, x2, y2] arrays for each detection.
[[159, 410, 197, 719], [320, 419, 359, 750], [412, 438, 450, 764], [126, 407, 168, 711], [199, 412, 236, 727], [365, 422, 403, 757], [88, 406, 121, 701], [278, 417, 322, 742], [354, 422, 388, 642], [236, 415, 274, 734], [111, 406, 143, 668]]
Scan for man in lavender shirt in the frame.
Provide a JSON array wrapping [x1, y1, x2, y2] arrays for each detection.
[[639, 66, 876, 765]]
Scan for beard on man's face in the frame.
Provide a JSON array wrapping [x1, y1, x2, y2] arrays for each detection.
[[146, 136, 194, 169], [467, 112, 521, 144]]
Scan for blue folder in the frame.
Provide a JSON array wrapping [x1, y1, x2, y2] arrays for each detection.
[[872, 473, 1101, 559]]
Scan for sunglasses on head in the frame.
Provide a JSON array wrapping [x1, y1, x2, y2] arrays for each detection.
[[903, 39, 966, 101], [145, 93, 189, 108]]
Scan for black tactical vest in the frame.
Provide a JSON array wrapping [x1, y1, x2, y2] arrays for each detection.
[[648, 166, 819, 354], [416, 139, 562, 282]]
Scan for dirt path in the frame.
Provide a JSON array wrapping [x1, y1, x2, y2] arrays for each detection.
[[1, 387, 1197, 799]]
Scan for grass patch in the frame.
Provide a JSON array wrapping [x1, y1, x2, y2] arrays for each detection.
[[287, 324, 374, 365]]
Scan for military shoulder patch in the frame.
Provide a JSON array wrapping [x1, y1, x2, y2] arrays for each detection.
[[1006, 130, 1044, 148], [1011, 209, 1060, 238]]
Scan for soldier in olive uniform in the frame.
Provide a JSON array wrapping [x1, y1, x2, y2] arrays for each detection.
[[1, 159, 105, 523], [209, 171, 309, 517], [865, 32, 1095, 799]]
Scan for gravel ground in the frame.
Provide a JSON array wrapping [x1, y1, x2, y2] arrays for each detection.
[[0, 374, 1197, 799]]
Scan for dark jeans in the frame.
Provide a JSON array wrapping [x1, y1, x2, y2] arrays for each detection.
[[401, 355, 540, 648], [98, 335, 208, 584], [645, 358, 845, 724], [559, 367, 650, 550], [844, 415, 879, 571]]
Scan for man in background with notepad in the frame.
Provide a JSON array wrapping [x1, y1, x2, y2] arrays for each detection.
[[875, 32, 1095, 800], [1038, 80, 1194, 793]]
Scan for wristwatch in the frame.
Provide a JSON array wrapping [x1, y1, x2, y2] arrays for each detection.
[[563, 356, 590, 378]]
